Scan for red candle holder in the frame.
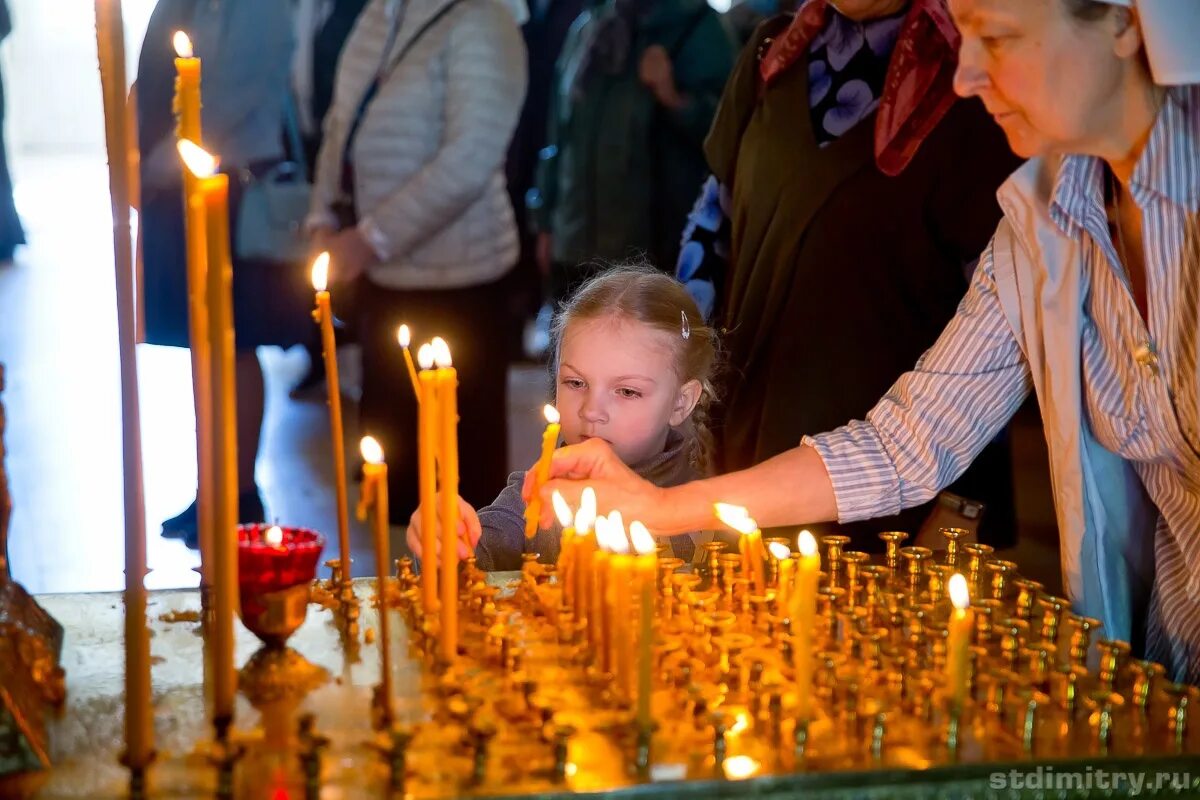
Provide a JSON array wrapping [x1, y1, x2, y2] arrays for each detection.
[[237, 524, 325, 647]]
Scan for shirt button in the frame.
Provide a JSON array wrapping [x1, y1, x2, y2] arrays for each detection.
[[1134, 342, 1159, 375]]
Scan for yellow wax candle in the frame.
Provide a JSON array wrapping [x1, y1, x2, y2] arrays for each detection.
[[434, 338, 460, 663], [97, 0, 153, 769], [791, 530, 820, 720], [172, 36, 211, 584], [309, 253, 352, 583], [416, 344, 440, 612], [608, 517, 634, 698], [357, 436, 394, 725], [572, 487, 598, 619], [180, 140, 237, 726], [947, 573, 975, 712], [396, 324, 421, 403], [552, 491, 575, 608], [630, 522, 657, 729], [770, 541, 793, 612], [524, 405, 561, 539], [172, 32, 201, 142], [591, 517, 612, 666], [714, 503, 766, 594]]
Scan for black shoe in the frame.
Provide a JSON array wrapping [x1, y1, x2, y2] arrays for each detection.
[[172, 489, 268, 549]]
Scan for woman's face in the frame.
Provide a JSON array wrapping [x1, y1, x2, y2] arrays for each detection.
[[950, 0, 1143, 159], [829, 0, 909, 22]]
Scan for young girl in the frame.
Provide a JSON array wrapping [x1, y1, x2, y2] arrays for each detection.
[[406, 264, 720, 570]]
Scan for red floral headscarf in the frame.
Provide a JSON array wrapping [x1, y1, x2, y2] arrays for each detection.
[[760, 0, 962, 176]]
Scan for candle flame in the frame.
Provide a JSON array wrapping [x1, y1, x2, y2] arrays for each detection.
[[432, 336, 452, 368], [417, 343, 434, 370], [797, 530, 818, 558], [310, 251, 330, 292], [177, 139, 217, 178], [360, 435, 384, 465], [397, 324, 411, 348], [551, 490, 574, 528], [173, 31, 193, 58], [722, 755, 760, 780], [729, 711, 751, 737], [264, 525, 283, 547], [605, 511, 630, 554], [593, 515, 610, 550], [543, 404, 560, 424], [629, 521, 655, 555], [574, 487, 597, 533], [768, 541, 791, 560], [714, 502, 757, 535], [949, 573, 971, 610]]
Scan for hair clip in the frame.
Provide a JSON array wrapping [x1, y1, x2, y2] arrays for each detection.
[[681, 310, 690, 340]]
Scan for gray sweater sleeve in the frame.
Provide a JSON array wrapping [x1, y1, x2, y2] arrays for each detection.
[[475, 470, 562, 571]]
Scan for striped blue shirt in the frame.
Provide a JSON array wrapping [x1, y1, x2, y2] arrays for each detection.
[[806, 86, 1200, 681]]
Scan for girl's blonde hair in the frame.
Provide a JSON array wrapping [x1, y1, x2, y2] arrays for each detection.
[[551, 264, 720, 474]]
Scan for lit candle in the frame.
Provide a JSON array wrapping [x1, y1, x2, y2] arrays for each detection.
[[714, 503, 766, 595], [172, 32, 201, 142], [590, 516, 612, 668], [357, 436, 393, 725], [97, 0, 153, 771], [770, 541, 793, 612], [552, 491, 575, 608], [630, 521, 657, 729], [309, 252, 352, 584], [572, 488, 597, 626], [396, 324, 421, 402], [263, 524, 284, 548], [947, 573, 974, 713], [524, 405, 561, 538], [179, 139, 238, 727], [791, 530, 820, 721], [608, 514, 634, 698], [172, 34, 212, 584], [416, 344, 439, 612], [433, 338, 460, 663]]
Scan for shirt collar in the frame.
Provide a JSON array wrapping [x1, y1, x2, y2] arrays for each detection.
[[1051, 84, 1200, 238]]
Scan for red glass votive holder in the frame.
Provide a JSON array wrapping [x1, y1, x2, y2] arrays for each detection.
[[237, 524, 325, 647]]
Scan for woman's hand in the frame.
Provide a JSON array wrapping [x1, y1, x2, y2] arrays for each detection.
[[522, 438, 669, 532], [325, 227, 380, 284], [639, 45, 686, 111], [406, 495, 483, 566]]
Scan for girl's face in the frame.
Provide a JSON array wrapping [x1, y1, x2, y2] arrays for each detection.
[[555, 316, 701, 466]]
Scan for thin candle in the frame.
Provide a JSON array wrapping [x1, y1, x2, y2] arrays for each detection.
[[947, 573, 974, 713], [357, 435, 393, 726], [572, 487, 598, 628], [714, 503, 766, 595], [97, 0, 153, 773], [591, 516, 612, 667], [791, 530, 820, 721], [630, 521, 657, 730], [608, 516, 634, 698], [180, 139, 238, 728], [310, 252, 352, 584], [416, 343, 439, 612], [552, 491, 575, 609], [396, 324, 421, 402], [524, 405, 561, 538], [769, 541, 793, 612], [434, 338, 460, 663]]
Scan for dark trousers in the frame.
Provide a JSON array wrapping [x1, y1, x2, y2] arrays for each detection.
[[358, 275, 512, 525]]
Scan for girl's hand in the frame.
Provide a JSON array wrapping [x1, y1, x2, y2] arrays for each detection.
[[523, 438, 668, 532], [406, 496, 483, 565]]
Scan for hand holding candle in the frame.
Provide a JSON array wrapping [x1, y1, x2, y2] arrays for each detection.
[[524, 405, 561, 539]]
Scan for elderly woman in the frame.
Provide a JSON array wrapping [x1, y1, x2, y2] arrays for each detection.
[[534, 0, 1200, 682], [307, 0, 527, 523], [676, 0, 1022, 550]]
